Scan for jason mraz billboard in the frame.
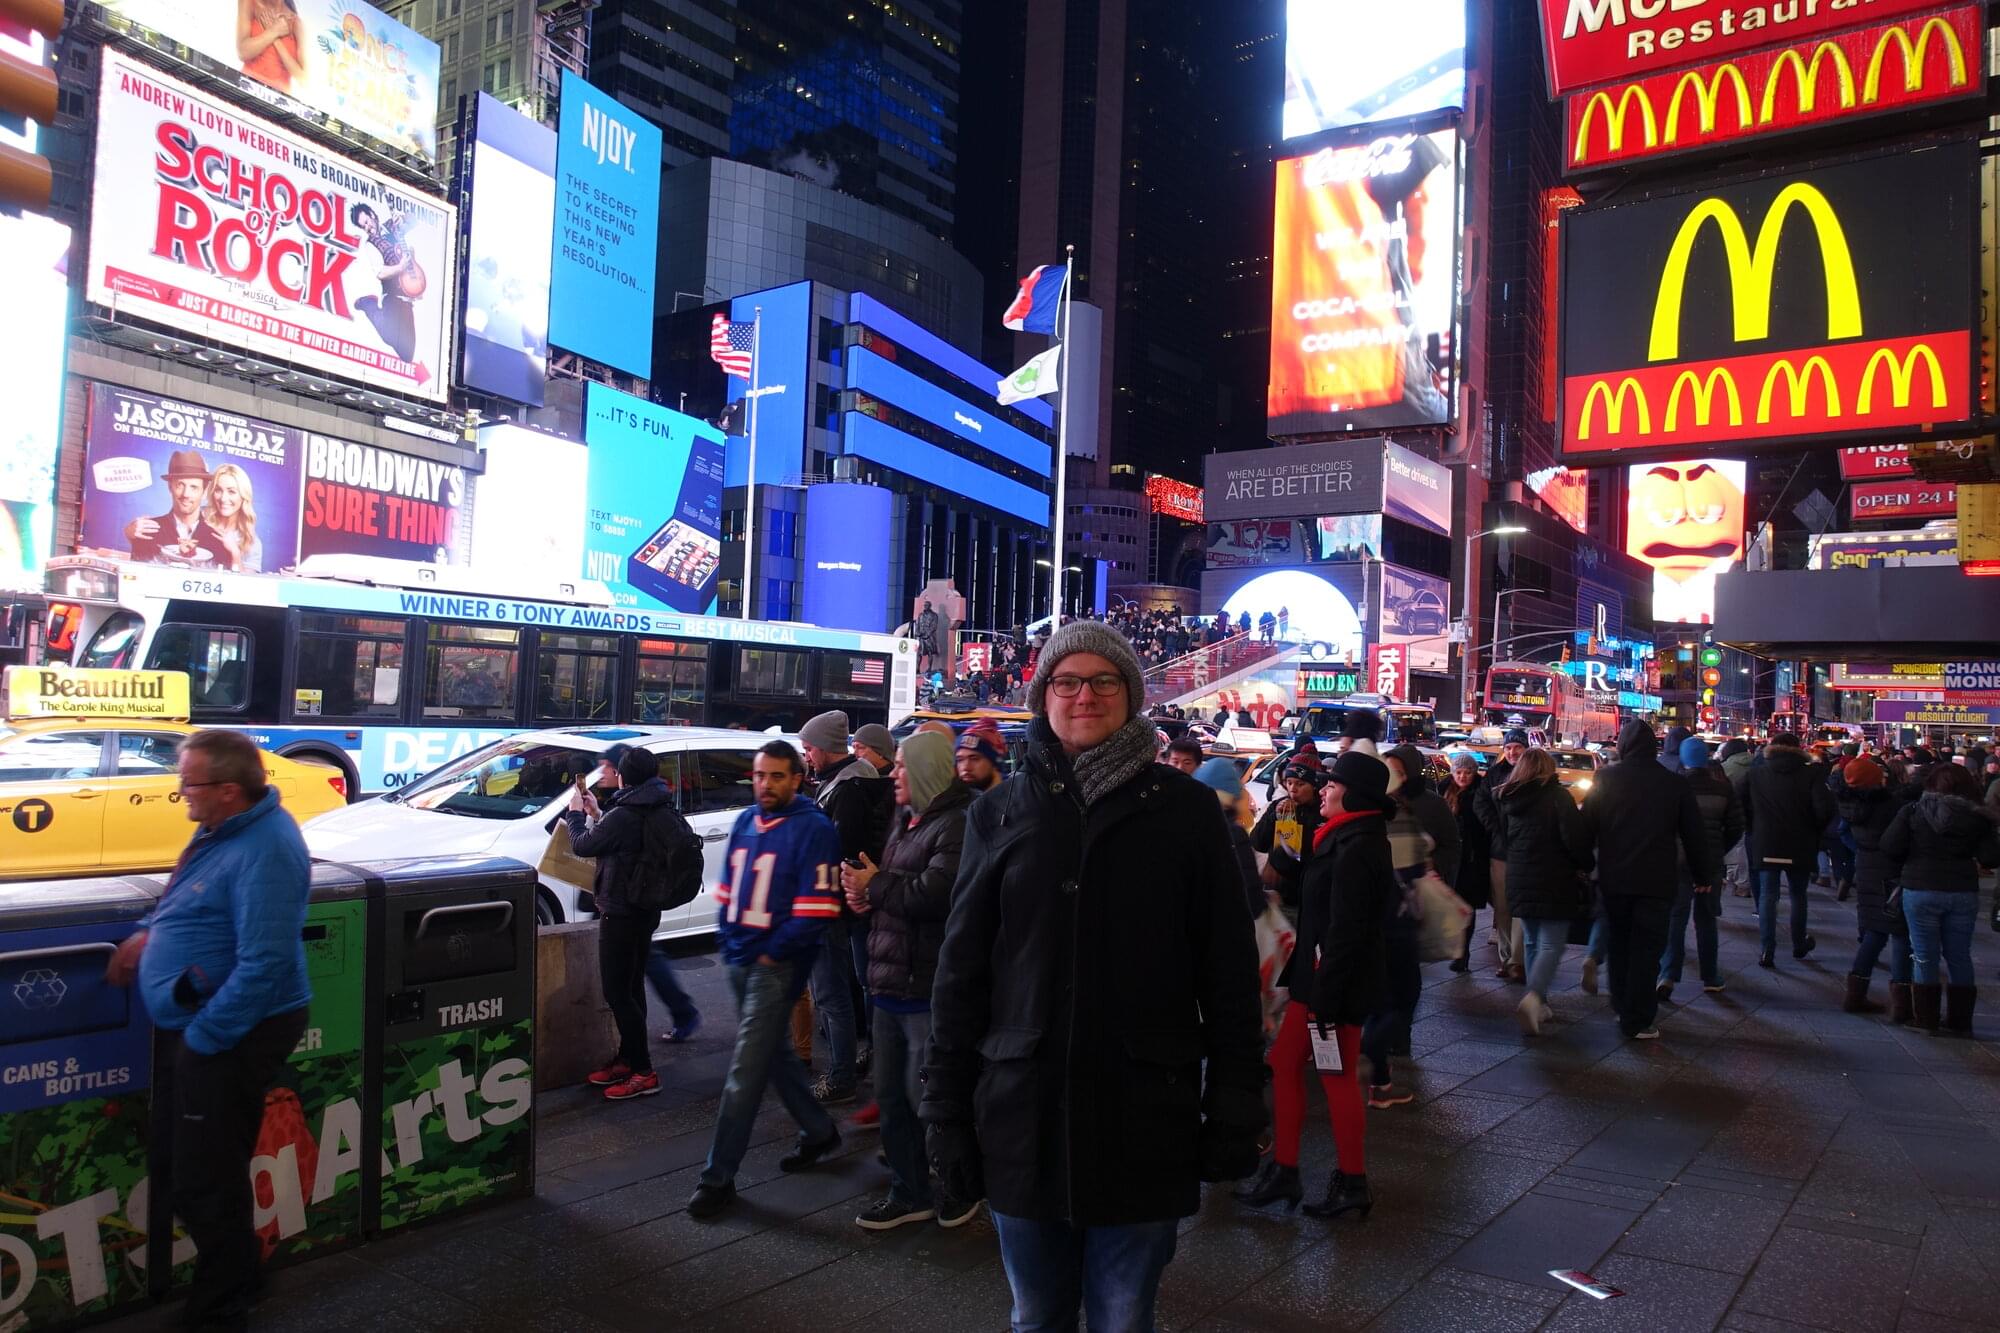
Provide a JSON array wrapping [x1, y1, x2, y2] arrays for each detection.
[[1558, 136, 1977, 463]]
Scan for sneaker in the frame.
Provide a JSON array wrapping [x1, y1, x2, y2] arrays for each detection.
[[662, 1013, 702, 1044], [780, 1127, 842, 1173], [688, 1182, 735, 1220], [1793, 934, 1817, 961], [849, 1101, 881, 1131], [1631, 1026, 1661, 1041], [856, 1197, 934, 1231], [1703, 981, 1726, 994], [811, 1075, 858, 1106], [604, 1071, 661, 1100], [1515, 993, 1544, 1036], [1367, 1083, 1415, 1108], [937, 1194, 981, 1229], [1581, 957, 1600, 995], [586, 1060, 631, 1087], [856, 1042, 873, 1077]]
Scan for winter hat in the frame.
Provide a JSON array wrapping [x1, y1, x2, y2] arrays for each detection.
[[853, 723, 897, 762], [1678, 736, 1711, 772], [1326, 749, 1393, 812], [955, 718, 1006, 766], [1843, 756, 1886, 789], [1027, 620, 1146, 717], [1449, 749, 1481, 773], [799, 710, 851, 752], [899, 730, 956, 813], [1386, 744, 1429, 796], [1191, 756, 1244, 801], [1502, 727, 1532, 746]]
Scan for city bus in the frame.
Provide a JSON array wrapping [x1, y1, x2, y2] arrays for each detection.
[[41, 555, 917, 796], [1483, 661, 1618, 745]]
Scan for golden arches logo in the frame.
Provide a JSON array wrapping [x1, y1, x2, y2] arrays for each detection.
[[1757, 356, 1841, 424], [1577, 378, 1649, 440], [1648, 183, 1861, 364], [1665, 367, 1743, 432], [1573, 85, 1657, 163], [1761, 42, 1855, 121], [1857, 344, 1948, 412], [1863, 17, 1969, 103], [1665, 65, 1753, 145]]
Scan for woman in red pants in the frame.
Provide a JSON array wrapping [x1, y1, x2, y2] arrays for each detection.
[[1234, 748, 1398, 1219]]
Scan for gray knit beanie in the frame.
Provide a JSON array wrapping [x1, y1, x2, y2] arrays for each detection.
[[1028, 621, 1146, 717], [799, 710, 850, 752]]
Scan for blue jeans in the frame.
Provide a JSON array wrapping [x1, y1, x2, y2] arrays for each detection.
[[701, 959, 836, 1188], [1851, 928, 1911, 984], [1757, 866, 1812, 956], [1662, 875, 1720, 987], [1519, 917, 1572, 1002], [1903, 889, 1978, 986], [808, 919, 858, 1088], [872, 1005, 932, 1208], [645, 945, 700, 1030], [992, 1212, 1179, 1333]]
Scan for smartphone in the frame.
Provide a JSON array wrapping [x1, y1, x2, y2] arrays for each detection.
[[574, 773, 588, 793], [1549, 1271, 1622, 1300]]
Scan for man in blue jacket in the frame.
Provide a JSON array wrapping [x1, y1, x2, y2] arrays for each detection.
[[106, 729, 311, 1329]]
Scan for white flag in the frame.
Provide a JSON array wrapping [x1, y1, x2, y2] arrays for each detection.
[[997, 345, 1062, 406]]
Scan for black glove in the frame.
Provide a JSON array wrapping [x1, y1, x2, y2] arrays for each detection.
[[927, 1123, 984, 1203], [1197, 1122, 1261, 1183]]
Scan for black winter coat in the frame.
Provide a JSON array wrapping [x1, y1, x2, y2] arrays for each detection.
[[1683, 764, 1744, 888], [1290, 811, 1399, 1022], [1881, 793, 2000, 894], [922, 729, 1266, 1227], [1582, 733, 1709, 901], [1225, 821, 1264, 919], [1250, 797, 1321, 911], [1497, 778, 1593, 921], [816, 755, 895, 865], [1742, 746, 1835, 871], [1838, 784, 1911, 936], [1474, 759, 1517, 856], [563, 777, 682, 917], [863, 783, 971, 1003], [1447, 788, 1491, 910]]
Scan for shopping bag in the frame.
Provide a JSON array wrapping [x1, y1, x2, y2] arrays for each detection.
[[538, 819, 597, 890], [1414, 871, 1473, 962], [1253, 900, 1296, 1040]]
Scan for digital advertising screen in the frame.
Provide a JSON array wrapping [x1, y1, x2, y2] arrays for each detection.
[[1283, 0, 1465, 140], [0, 210, 69, 589], [470, 424, 587, 587], [1383, 441, 1450, 536], [1269, 130, 1459, 437], [461, 94, 555, 406], [801, 484, 893, 633], [583, 385, 726, 614], [1377, 563, 1451, 672], [1205, 439, 1388, 524], [299, 436, 465, 564], [1202, 563, 1368, 662], [724, 281, 813, 487], [91, 0, 442, 161], [1206, 519, 1321, 570], [1561, 139, 1978, 462], [1527, 465, 1591, 534], [89, 53, 456, 403], [1625, 458, 1747, 626], [549, 71, 662, 380]]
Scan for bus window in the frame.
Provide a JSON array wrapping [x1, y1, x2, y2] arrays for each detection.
[[635, 639, 706, 724], [536, 633, 617, 723], [293, 614, 406, 718], [1388, 708, 1437, 745], [147, 624, 252, 711], [79, 612, 144, 670], [820, 650, 890, 705], [423, 624, 519, 720], [737, 647, 808, 697]]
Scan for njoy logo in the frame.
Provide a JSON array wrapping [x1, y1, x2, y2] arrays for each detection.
[[13, 968, 66, 1011]]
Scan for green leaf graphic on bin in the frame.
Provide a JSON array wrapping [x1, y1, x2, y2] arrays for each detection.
[[0, 1093, 154, 1325], [378, 1019, 532, 1231]]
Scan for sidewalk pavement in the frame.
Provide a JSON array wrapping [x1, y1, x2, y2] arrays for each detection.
[[110, 881, 2000, 1331]]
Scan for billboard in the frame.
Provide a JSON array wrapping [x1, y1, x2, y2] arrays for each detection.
[[1282, 0, 1465, 140], [1206, 519, 1320, 569], [1563, 8, 1983, 175], [1269, 130, 1459, 436], [1315, 515, 1385, 562], [461, 94, 555, 405], [725, 282, 813, 487], [91, 0, 441, 161], [1560, 139, 1978, 462], [549, 71, 662, 380], [1205, 439, 1388, 524], [0, 212, 70, 589], [80, 385, 302, 573], [1534, 0, 1945, 96], [1203, 563, 1368, 662], [1377, 564, 1450, 672], [1527, 464, 1591, 533], [1838, 444, 1915, 479], [1873, 699, 2000, 727], [1852, 479, 1956, 521], [300, 436, 464, 563], [1368, 642, 1409, 700], [1811, 529, 1958, 569], [1384, 441, 1450, 536], [89, 53, 455, 403], [1145, 474, 1203, 523], [469, 425, 588, 586], [583, 385, 726, 614], [1626, 458, 1746, 625], [801, 484, 893, 632]]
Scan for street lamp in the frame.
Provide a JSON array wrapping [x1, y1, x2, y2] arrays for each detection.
[[1459, 524, 1528, 717]]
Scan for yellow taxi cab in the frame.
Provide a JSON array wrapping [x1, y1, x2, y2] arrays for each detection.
[[1549, 746, 1603, 805], [0, 666, 348, 880]]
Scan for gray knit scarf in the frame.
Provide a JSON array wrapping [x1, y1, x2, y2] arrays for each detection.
[[1071, 715, 1162, 808]]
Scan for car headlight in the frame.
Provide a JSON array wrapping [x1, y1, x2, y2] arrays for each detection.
[[1574, 778, 1592, 790]]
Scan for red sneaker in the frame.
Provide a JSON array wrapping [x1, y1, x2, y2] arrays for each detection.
[[587, 1061, 632, 1087], [604, 1071, 660, 1100], [850, 1101, 881, 1131]]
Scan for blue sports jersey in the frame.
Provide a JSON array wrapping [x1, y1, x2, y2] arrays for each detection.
[[714, 794, 843, 967]]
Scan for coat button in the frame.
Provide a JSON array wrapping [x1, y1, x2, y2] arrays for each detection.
[[1061, 879, 1078, 895], [1051, 781, 1066, 793]]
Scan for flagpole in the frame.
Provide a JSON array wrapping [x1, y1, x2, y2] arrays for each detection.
[[1050, 245, 1073, 624], [742, 307, 761, 621]]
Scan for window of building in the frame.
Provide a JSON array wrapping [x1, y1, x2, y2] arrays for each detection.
[[482, 57, 511, 93], [293, 613, 406, 719], [484, 9, 512, 43]]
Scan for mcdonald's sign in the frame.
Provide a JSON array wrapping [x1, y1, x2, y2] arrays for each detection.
[[1563, 7, 1983, 172], [1560, 139, 1977, 461]]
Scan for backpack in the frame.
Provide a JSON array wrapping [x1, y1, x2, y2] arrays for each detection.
[[632, 803, 705, 911]]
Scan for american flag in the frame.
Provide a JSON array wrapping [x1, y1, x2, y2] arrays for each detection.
[[851, 658, 886, 686], [710, 313, 754, 378]]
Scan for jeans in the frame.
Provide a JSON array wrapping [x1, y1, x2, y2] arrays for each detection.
[[808, 919, 858, 1087], [872, 1005, 932, 1208], [1587, 915, 1606, 965], [849, 921, 872, 1021], [646, 944, 701, 1031], [702, 959, 836, 1188], [992, 1212, 1180, 1333], [1360, 931, 1421, 1086], [1602, 896, 1672, 1035], [599, 910, 662, 1072], [1852, 928, 1912, 984], [1903, 889, 1979, 986], [1757, 866, 1812, 956], [1661, 875, 1720, 987], [1519, 916, 1573, 1001]]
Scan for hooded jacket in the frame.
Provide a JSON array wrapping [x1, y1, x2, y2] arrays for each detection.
[[1880, 792, 2000, 894], [815, 753, 895, 865], [1682, 762, 1743, 888], [1580, 723, 1710, 900], [1742, 744, 1836, 871], [864, 781, 972, 1003], [565, 776, 683, 916], [1837, 783, 1913, 935], [1496, 775, 1593, 920], [1658, 726, 1694, 775]]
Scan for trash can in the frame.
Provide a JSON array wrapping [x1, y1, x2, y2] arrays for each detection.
[[371, 857, 536, 1233], [0, 879, 159, 1328]]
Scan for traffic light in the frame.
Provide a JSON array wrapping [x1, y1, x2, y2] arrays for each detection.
[[0, 0, 60, 212]]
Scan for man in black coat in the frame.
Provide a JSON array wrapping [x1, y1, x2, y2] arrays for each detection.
[[1581, 722, 1710, 1040], [924, 622, 1264, 1329], [1741, 731, 1836, 967]]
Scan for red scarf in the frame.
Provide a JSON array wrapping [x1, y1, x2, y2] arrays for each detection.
[[1312, 807, 1383, 852]]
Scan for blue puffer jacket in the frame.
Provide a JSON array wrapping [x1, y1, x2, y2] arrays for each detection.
[[138, 788, 312, 1053]]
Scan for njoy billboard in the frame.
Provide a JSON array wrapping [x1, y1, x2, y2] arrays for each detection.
[[1559, 137, 1977, 463]]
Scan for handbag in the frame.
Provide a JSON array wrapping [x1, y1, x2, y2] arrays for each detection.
[[1414, 871, 1474, 962], [1252, 900, 1296, 1041]]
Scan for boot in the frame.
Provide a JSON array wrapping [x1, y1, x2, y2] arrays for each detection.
[[1944, 985, 1977, 1037], [1836, 879, 1852, 902], [1302, 1170, 1373, 1221], [1842, 973, 1883, 1015], [1232, 1160, 1302, 1210], [1912, 983, 1943, 1034], [1889, 982, 1914, 1025]]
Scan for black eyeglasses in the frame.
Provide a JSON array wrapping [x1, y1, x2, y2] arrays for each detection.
[[178, 780, 231, 791], [1047, 674, 1125, 699]]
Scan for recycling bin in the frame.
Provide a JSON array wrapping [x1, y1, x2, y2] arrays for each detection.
[[0, 878, 159, 1328], [370, 857, 537, 1233]]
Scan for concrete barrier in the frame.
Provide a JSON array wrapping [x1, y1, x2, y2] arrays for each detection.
[[534, 921, 618, 1091]]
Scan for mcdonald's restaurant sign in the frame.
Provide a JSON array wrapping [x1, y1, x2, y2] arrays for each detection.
[[1559, 138, 1977, 462], [1537, 0, 1948, 96], [1564, 7, 1983, 173]]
